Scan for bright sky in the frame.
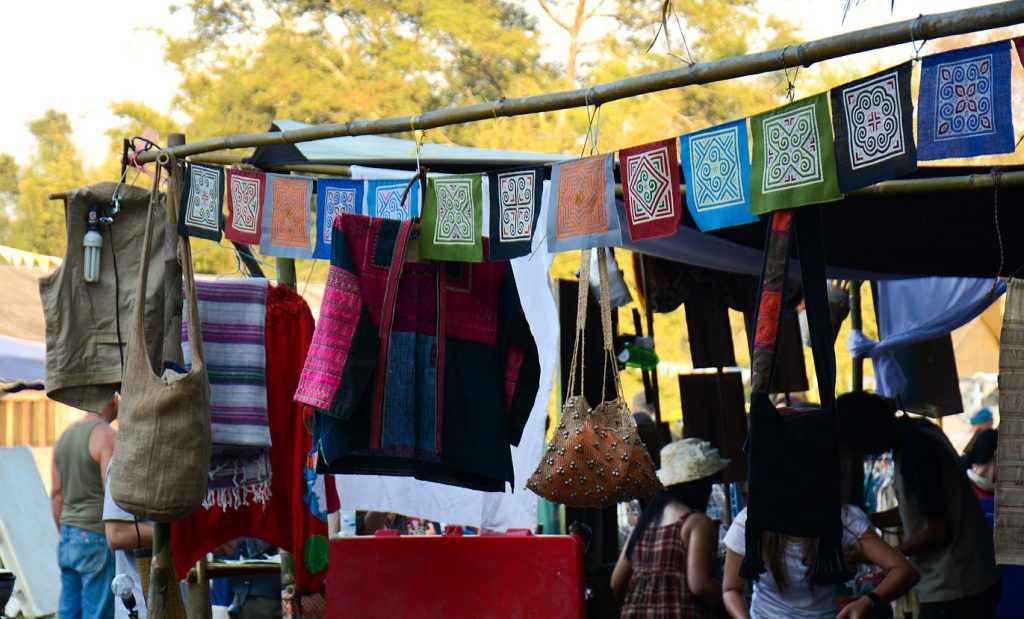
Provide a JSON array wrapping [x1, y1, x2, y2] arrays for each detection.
[[0, 0, 1007, 168]]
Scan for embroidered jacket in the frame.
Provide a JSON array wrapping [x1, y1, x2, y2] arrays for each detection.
[[296, 213, 540, 491]]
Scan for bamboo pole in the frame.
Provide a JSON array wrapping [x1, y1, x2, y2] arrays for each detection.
[[135, 2, 1024, 165]]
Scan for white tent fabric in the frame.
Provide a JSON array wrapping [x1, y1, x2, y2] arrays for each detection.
[[252, 120, 572, 169], [333, 167, 558, 531], [0, 335, 45, 392]]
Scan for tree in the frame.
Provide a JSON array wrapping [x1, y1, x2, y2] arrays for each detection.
[[149, 0, 562, 147], [5, 111, 89, 257], [0, 154, 20, 238]]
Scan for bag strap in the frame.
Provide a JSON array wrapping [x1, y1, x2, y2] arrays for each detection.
[[565, 249, 592, 401], [749, 207, 835, 405], [132, 153, 204, 375], [173, 158, 205, 371], [597, 249, 623, 403], [795, 206, 835, 407], [369, 217, 414, 449]]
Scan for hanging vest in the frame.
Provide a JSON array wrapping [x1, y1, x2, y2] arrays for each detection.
[[39, 182, 167, 412]]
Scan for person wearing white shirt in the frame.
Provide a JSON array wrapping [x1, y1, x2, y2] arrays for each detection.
[[722, 505, 917, 619], [103, 463, 151, 619]]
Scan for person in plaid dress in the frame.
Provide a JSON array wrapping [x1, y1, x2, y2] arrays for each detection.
[[612, 439, 730, 618]]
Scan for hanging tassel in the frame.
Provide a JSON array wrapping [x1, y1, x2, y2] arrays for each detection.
[[739, 525, 766, 581], [809, 529, 849, 586]]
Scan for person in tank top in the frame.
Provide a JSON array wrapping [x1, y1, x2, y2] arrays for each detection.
[[52, 394, 118, 619]]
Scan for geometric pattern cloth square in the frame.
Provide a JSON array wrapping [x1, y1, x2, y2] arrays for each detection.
[[487, 166, 543, 260], [420, 174, 483, 262], [917, 40, 1015, 161], [259, 174, 313, 259], [750, 93, 841, 215], [224, 169, 266, 245], [830, 62, 917, 192], [366, 178, 420, 220], [618, 138, 682, 241], [178, 163, 224, 242], [547, 153, 621, 251], [679, 119, 758, 232], [314, 178, 364, 260]]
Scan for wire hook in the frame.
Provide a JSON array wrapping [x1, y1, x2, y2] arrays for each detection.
[[781, 46, 800, 103], [909, 15, 926, 62]]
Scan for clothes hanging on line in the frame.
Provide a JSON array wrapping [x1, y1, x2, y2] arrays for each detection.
[[846, 277, 1005, 398], [40, 182, 168, 413], [173, 284, 333, 591], [181, 278, 272, 508], [295, 213, 541, 491], [335, 243, 557, 531]]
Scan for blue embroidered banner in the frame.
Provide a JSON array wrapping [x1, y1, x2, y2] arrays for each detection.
[[830, 62, 917, 192], [366, 178, 420, 220], [917, 40, 1015, 160], [314, 178, 364, 260], [679, 119, 757, 231]]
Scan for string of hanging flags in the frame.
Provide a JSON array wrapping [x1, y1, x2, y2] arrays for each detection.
[[176, 38, 1024, 260]]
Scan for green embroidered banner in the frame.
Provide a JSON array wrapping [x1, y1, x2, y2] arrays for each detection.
[[420, 174, 484, 262], [750, 94, 841, 215]]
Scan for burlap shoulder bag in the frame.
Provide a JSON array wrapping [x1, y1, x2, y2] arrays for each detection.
[[110, 153, 212, 521], [528, 249, 663, 507]]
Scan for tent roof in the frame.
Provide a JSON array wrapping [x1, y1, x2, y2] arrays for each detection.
[[625, 165, 1024, 280], [250, 120, 573, 173], [0, 335, 44, 393]]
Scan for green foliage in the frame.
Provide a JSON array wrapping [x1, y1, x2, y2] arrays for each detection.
[[4, 111, 91, 257]]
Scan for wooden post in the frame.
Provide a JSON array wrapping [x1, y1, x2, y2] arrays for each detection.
[[185, 557, 212, 619], [149, 133, 186, 619]]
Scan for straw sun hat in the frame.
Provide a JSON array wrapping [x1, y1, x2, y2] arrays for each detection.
[[656, 438, 730, 486]]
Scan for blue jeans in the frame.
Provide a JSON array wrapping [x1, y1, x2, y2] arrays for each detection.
[[58, 525, 115, 619]]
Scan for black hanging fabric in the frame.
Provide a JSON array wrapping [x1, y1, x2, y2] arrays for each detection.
[[740, 206, 846, 586]]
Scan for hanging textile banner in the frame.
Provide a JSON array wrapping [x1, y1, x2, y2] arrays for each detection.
[[420, 174, 484, 262], [679, 119, 758, 232], [487, 166, 543, 260], [618, 138, 683, 240], [224, 169, 266, 245], [314, 178, 364, 260], [547, 153, 620, 252], [259, 174, 313, 259], [178, 163, 224, 242], [830, 62, 917, 193], [750, 93, 841, 215], [917, 40, 1015, 160], [366, 178, 420, 220]]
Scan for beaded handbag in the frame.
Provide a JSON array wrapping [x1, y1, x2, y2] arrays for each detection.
[[527, 249, 663, 507]]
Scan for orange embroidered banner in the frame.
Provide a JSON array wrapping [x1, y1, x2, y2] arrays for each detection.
[[259, 174, 314, 258], [546, 153, 620, 251]]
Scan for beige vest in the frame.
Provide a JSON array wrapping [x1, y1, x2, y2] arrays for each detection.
[[39, 182, 167, 412], [894, 420, 1000, 603]]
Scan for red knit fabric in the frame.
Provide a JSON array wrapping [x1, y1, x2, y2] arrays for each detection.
[[172, 284, 330, 591]]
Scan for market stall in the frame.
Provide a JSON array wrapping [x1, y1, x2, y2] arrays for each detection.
[[37, 2, 1024, 618]]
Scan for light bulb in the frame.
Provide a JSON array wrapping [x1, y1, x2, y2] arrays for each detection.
[[111, 573, 136, 610], [83, 208, 102, 284]]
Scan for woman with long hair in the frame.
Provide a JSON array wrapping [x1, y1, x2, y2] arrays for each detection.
[[721, 503, 918, 619], [611, 439, 729, 618]]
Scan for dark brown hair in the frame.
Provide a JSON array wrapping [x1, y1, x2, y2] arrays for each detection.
[[761, 532, 818, 594]]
